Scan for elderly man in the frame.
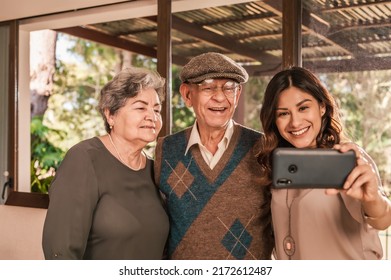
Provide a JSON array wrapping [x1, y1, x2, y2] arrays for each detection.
[[154, 52, 273, 260]]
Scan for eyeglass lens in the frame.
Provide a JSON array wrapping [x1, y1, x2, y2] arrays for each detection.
[[196, 79, 239, 97]]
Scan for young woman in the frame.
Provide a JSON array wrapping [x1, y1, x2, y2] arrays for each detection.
[[257, 67, 391, 259], [42, 67, 169, 259]]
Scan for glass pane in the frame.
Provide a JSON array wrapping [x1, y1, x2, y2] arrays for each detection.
[[302, 0, 391, 190], [303, 0, 391, 259], [171, 0, 283, 131]]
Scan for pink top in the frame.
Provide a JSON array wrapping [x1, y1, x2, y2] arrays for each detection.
[[271, 188, 383, 260]]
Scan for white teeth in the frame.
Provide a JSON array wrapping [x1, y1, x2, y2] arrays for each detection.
[[291, 127, 308, 136], [210, 107, 225, 111]]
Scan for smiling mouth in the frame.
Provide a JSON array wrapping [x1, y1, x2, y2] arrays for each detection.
[[290, 126, 309, 136], [141, 125, 156, 129], [209, 107, 226, 112]]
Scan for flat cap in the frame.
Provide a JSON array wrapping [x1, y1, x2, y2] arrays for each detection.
[[180, 52, 249, 84]]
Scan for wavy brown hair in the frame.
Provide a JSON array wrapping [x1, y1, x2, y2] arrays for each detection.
[[256, 67, 347, 186]]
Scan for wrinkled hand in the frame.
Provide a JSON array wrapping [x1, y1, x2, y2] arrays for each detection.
[[325, 143, 379, 203]]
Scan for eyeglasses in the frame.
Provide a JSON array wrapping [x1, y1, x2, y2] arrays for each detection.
[[193, 79, 240, 98]]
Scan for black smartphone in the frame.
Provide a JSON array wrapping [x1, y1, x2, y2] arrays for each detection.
[[272, 148, 356, 188]]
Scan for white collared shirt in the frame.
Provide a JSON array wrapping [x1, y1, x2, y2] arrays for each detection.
[[184, 120, 234, 169]]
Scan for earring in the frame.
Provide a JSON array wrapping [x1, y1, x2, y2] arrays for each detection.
[[109, 123, 113, 130]]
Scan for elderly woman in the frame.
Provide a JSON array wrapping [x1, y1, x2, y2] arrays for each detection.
[[42, 67, 169, 260]]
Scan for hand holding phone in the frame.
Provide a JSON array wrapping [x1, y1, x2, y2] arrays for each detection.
[[272, 148, 356, 188]]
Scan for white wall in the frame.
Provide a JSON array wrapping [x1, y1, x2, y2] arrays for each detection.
[[18, 30, 31, 192], [1, 0, 253, 24], [0, 0, 127, 22]]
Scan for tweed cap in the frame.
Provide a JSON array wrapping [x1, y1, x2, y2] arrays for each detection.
[[180, 52, 249, 84]]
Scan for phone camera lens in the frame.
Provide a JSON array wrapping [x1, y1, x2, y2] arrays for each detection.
[[288, 164, 297, 173]]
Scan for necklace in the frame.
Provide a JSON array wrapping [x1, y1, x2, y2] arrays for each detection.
[[107, 134, 143, 171], [283, 189, 297, 259]]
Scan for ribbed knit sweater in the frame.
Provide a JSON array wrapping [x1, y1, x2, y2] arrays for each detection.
[[155, 124, 273, 260]]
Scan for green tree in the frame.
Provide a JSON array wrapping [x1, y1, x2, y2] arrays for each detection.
[[243, 76, 272, 131], [323, 71, 391, 193], [30, 30, 58, 193], [171, 65, 195, 133], [44, 34, 121, 151], [33, 34, 197, 192], [30, 116, 65, 193], [32, 34, 121, 192]]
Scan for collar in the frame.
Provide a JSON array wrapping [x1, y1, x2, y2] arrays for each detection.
[[184, 119, 235, 155]]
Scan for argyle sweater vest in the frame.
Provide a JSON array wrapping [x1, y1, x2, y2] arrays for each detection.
[[155, 124, 274, 260]]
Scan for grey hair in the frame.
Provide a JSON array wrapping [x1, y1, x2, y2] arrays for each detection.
[[98, 67, 166, 133]]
